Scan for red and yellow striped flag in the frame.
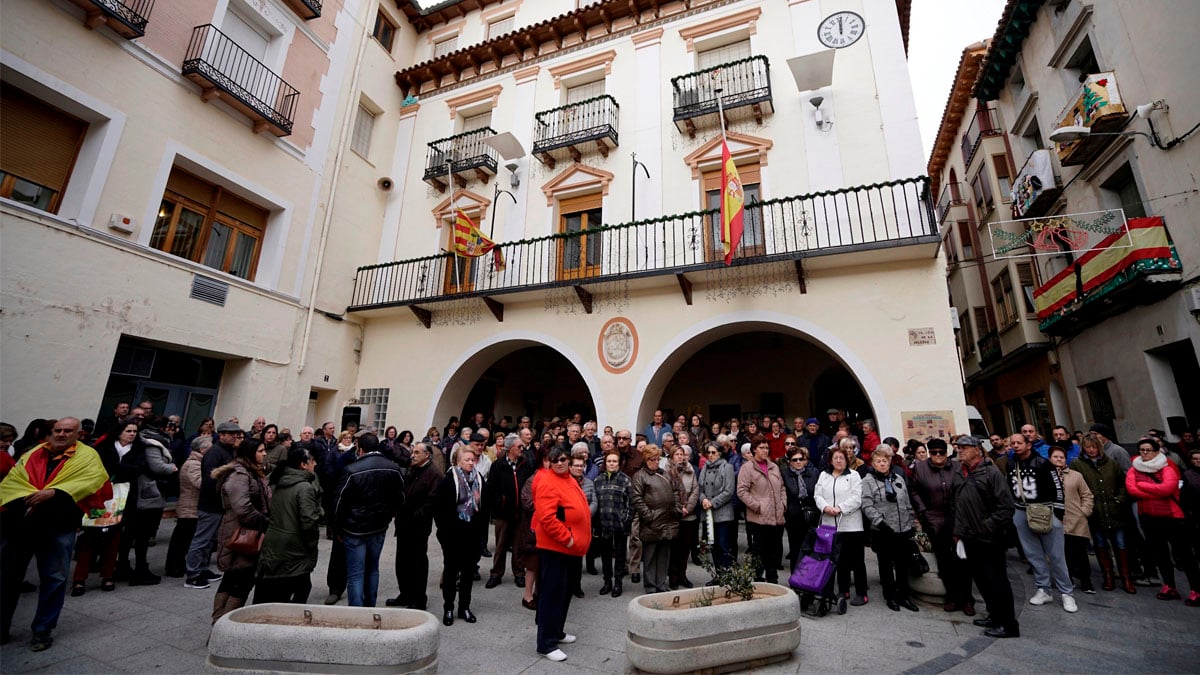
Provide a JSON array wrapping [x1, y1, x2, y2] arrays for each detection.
[[719, 139, 744, 265], [452, 209, 505, 271]]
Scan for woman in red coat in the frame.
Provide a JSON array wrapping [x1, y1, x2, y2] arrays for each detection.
[[533, 446, 592, 662], [1126, 438, 1199, 606]]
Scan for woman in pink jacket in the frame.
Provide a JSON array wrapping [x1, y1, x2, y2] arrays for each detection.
[[1126, 437, 1199, 606]]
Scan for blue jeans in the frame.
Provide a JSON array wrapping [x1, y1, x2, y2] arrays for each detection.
[[1013, 510, 1073, 595], [344, 532, 386, 607], [712, 521, 737, 570], [1, 529, 76, 636], [1092, 527, 1126, 550]]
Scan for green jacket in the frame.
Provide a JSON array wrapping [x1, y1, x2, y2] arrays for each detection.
[[1070, 453, 1128, 532], [258, 468, 323, 579]]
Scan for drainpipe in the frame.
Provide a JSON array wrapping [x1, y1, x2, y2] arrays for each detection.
[[298, 2, 372, 375]]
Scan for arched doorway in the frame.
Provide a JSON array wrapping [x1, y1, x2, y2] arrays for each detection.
[[649, 331, 874, 429], [460, 346, 594, 424], [428, 334, 604, 432], [631, 312, 888, 435]]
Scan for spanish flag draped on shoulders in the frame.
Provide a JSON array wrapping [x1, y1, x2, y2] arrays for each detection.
[[0, 441, 110, 532]]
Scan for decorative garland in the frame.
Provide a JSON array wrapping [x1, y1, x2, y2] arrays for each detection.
[[426, 125, 499, 150]]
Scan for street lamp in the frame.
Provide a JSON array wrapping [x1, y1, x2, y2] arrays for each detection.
[[1046, 125, 1153, 144]]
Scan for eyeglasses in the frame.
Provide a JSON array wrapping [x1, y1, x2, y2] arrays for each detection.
[[784, 441, 797, 446], [789, 457, 807, 463], [707, 450, 721, 456], [928, 449, 947, 456], [617, 436, 631, 441], [551, 456, 570, 464]]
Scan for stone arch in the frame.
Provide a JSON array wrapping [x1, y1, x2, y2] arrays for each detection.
[[427, 330, 607, 430], [629, 310, 890, 436]]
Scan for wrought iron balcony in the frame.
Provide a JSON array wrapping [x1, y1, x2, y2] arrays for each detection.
[[1033, 215, 1181, 336], [349, 177, 937, 313], [66, 0, 154, 39], [936, 181, 966, 226], [1010, 149, 1060, 219], [182, 25, 300, 137], [671, 55, 773, 138], [960, 106, 1000, 168], [533, 95, 619, 169], [422, 127, 499, 192], [281, 0, 321, 20], [976, 330, 1001, 367]]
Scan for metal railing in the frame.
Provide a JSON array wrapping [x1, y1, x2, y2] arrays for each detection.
[[672, 55, 772, 122], [532, 95, 619, 155], [293, 0, 322, 19], [88, 0, 155, 36], [350, 177, 935, 310], [936, 181, 965, 225], [182, 25, 299, 135], [977, 330, 1001, 366], [422, 127, 499, 182], [960, 106, 999, 168]]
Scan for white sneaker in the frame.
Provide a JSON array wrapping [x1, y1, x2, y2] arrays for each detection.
[[1029, 589, 1053, 605], [1062, 594, 1078, 613], [558, 634, 577, 644], [542, 649, 568, 662]]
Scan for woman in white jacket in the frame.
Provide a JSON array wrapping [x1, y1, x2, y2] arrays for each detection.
[[814, 443, 868, 614]]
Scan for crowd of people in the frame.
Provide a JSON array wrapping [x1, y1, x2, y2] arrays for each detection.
[[1, 405, 1198, 658]]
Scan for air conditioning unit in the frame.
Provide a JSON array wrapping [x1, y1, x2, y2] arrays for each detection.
[[1185, 285, 1200, 316]]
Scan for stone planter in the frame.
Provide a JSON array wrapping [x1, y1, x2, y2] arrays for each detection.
[[909, 550, 946, 604], [626, 582, 801, 674], [206, 604, 439, 674]]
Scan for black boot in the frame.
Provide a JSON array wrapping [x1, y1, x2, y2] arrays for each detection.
[[612, 579, 623, 597], [599, 580, 613, 596]]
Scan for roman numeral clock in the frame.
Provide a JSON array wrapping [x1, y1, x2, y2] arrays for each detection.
[[818, 11, 865, 49]]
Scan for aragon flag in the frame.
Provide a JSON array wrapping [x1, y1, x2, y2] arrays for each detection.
[[452, 208, 505, 271], [719, 139, 745, 265]]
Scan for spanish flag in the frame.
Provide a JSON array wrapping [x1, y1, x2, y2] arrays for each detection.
[[719, 140, 744, 265], [452, 209, 505, 271]]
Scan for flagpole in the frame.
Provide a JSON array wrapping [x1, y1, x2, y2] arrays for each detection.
[[714, 83, 727, 141], [446, 157, 462, 289]]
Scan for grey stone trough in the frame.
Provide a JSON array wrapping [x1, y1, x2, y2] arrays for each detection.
[[625, 582, 801, 674], [206, 603, 439, 673]]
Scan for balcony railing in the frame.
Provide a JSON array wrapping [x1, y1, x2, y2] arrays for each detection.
[[1010, 149, 1060, 219], [936, 181, 966, 225], [1033, 215, 1181, 336], [349, 177, 936, 312], [960, 107, 1000, 168], [182, 25, 299, 137], [1055, 72, 1129, 166], [67, 0, 154, 39], [532, 95, 619, 169], [977, 330, 1001, 366], [422, 127, 499, 191], [281, 0, 321, 20], [671, 55, 773, 138]]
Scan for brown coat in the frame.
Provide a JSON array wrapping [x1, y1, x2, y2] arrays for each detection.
[[1060, 467, 1094, 538], [176, 448, 205, 519], [213, 460, 271, 571], [631, 466, 680, 542], [737, 460, 786, 526]]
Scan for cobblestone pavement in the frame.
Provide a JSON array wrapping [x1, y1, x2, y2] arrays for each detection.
[[2, 516, 1198, 673]]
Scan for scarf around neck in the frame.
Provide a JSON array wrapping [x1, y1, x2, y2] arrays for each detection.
[[1133, 452, 1168, 474], [454, 466, 480, 522]]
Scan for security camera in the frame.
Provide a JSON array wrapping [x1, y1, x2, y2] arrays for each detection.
[[377, 177, 394, 191]]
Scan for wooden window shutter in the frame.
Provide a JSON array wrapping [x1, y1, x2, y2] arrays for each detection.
[[0, 87, 86, 191], [973, 307, 990, 334], [702, 162, 761, 191], [559, 192, 603, 213]]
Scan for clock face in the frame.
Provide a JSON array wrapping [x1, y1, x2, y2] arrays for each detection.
[[818, 11, 865, 49]]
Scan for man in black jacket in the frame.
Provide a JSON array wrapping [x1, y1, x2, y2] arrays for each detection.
[[485, 434, 533, 589], [387, 442, 441, 609], [333, 434, 404, 607], [952, 435, 1018, 638], [911, 438, 975, 615], [184, 421, 239, 589]]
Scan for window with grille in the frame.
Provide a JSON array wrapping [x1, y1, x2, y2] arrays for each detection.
[[358, 388, 390, 431], [992, 268, 1018, 328], [434, 36, 459, 58], [487, 16, 514, 39], [959, 310, 976, 358], [149, 167, 269, 281], [350, 104, 376, 158], [0, 86, 88, 214], [1101, 163, 1146, 219]]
